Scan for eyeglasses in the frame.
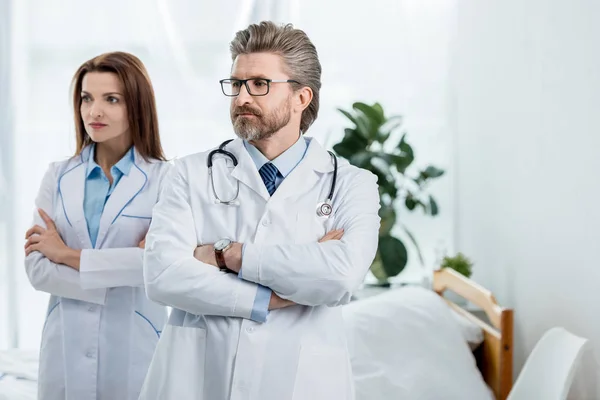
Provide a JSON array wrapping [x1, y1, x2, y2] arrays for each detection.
[[219, 78, 300, 97]]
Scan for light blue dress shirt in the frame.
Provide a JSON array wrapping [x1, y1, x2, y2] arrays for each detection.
[[241, 136, 309, 322], [83, 145, 134, 248]]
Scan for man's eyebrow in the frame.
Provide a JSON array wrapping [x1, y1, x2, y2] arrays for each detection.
[[229, 75, 269, 80]]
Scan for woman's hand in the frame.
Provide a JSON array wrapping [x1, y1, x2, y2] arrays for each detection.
[[24, 209, 80, 269]]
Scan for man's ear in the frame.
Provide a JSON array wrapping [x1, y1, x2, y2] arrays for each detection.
[[295, 86, 313, 112]]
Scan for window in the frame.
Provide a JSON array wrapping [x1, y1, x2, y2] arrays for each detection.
[[3, 0, 456, 349]]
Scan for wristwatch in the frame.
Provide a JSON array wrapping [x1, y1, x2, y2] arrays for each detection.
[[214, 238, 234, 272]]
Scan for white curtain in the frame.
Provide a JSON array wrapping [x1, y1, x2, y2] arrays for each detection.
[[4, 0, 457, 349]]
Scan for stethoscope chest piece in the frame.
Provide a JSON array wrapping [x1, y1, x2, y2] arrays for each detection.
[[316, 201, 333, 218]]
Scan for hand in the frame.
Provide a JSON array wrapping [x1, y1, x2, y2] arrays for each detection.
[[138, 239, 146, 249], [268, 292, 295, 310], [193, 244, 218, 267], [318, 229, 344, 243], [24, 209, 78, 268]]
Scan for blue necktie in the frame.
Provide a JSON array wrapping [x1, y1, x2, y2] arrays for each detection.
[[259, 162, 279, 196]]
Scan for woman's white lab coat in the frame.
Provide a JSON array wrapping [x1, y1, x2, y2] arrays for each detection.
[[139, 138, 380, 400], [24, 145, 171, 400]]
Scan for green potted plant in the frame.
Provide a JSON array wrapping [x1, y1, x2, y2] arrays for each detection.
[[332, 102, 445, 285], [440, 252, 474, 278]]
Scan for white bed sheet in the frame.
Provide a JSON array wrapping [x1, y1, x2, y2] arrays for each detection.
[[343, 286, 494, 400], [1, 287, 495, 400], [0, 350, 38, 400]]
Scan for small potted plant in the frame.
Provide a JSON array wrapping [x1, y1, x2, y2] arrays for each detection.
[[440, 252, 474, 278], [439, 252, 474, 305]]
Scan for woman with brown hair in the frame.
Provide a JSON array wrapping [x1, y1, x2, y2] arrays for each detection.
[[23, 51, 171, 400]]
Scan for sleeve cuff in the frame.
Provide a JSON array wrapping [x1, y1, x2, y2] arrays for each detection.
[[230, 275, 262, 320], [249, 285, 271, 323], [239, 243, 262, 284], [78, 249, 93, 289], [238, 244, 245, 279]]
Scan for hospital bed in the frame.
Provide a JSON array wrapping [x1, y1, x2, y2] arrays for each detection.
[[0, 268, 513, 400], [345, 267, 513, 400]]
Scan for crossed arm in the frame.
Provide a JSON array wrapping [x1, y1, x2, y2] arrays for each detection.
[[23, 165, 159, 304], [191, 229, 345, 310], [143, 161, 380, 321]]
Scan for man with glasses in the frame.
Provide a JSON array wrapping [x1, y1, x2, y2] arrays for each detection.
[[139, 21, 380, 400]]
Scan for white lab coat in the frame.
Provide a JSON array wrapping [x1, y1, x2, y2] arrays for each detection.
[[140, 137, 381, 400], [24, 145, 171, 400]]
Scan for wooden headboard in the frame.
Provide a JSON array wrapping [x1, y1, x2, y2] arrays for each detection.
[[433, 268, 514, 400]]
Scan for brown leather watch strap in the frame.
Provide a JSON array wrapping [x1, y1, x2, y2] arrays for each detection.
[[215, 249, 228, 270]]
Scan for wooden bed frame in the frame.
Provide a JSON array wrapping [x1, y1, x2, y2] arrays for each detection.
[[433, 268, 514, 400]]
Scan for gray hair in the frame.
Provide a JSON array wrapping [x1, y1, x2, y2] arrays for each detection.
[[230, 21, 322, 134]]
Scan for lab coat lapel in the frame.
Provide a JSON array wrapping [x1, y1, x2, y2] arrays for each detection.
[[228, 139, 271, 201], [275, 138, 335, 201], [95, 149, 148, 248], [58, 147, 92, 249]]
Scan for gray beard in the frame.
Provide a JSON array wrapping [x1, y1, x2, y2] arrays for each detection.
[[231, 98, 292, 141]]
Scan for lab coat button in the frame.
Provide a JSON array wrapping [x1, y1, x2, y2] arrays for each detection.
[[88, 306, 95, 312], [261, 219, 270, 226], [246, 326, 255, 333], [86, 351, 95, 358]]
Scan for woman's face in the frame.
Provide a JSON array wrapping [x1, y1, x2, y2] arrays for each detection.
[[80, 72, 130, 144]]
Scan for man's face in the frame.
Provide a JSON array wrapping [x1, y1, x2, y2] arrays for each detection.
[[229, 53, 294, 141]]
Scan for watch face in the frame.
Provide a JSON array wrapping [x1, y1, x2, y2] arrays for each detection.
[[214, 239, 232, 251]]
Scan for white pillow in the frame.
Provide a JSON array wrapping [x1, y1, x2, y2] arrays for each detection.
[[343, 286, 493, 400], [450, 308, 485, 350]]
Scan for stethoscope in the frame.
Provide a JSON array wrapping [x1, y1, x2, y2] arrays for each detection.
[[207, 139, 338, 218]]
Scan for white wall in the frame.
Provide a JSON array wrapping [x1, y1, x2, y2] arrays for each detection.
[[452, 0, 600, 397]]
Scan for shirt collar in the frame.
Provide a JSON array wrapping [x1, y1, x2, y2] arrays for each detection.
[[86, 144, 135, 178], [243, 136, 308, 178]]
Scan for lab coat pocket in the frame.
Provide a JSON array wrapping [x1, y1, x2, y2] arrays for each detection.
[[139, 324, 207, 400], [292, 345, 353, 400]]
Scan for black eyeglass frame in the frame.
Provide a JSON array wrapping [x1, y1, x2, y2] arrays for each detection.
[[219, 78, 300, 97]]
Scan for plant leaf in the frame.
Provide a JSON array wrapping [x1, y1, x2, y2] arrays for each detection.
[[429, 195, 439, 216], [370, 252, 388, 282], [332, 142, 355, 159], [377, 118, 403, 142], [378, 234, 408, 277], [405, 195, 417, 210], [372, 102, 385, 120], [398, 133, 414, 159], [370, 165, 397, 198], [337, 108, 358, 127], [332, 130, 368, 159], [353, 102, 385, 126], [349, 150, 373, 169], [401, 224, 425, 265], [422, 165, 445, 179], [388, 154, 413, 174], [379, 204, 396, 236]]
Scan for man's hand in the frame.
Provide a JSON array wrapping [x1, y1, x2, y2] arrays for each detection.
[[193, 244, 218, 267], [138, 239, 146, 249], [24, 209, 81, 270], [318, 229, 344, 243], [268, 292, 295, 310]]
